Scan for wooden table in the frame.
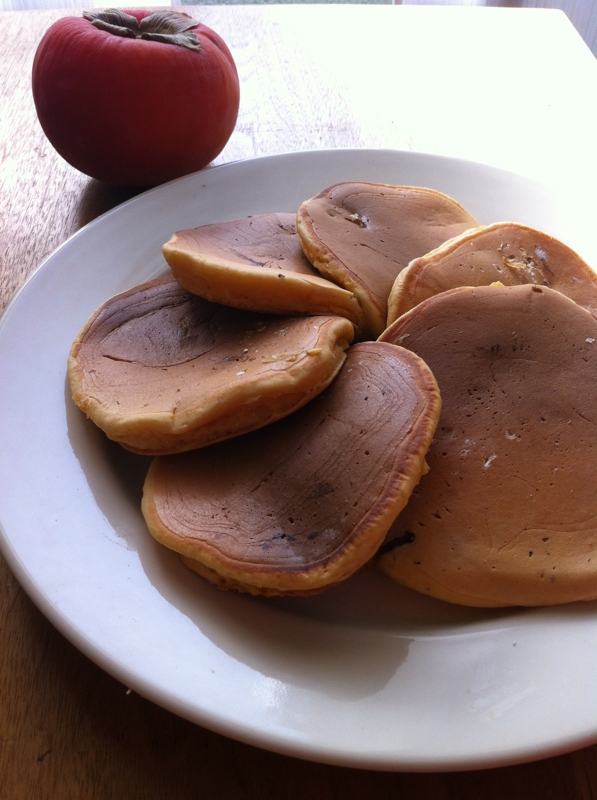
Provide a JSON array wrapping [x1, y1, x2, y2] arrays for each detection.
[[2, 5, 597, 797]]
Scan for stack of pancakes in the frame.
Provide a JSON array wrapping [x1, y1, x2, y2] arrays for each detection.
[[69, 182, 597, 606]]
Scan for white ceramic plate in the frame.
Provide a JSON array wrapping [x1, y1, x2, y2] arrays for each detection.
[[1, 149, 597, 772]]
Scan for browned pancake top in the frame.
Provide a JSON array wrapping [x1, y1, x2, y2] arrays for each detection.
[[379, 284, 597, 607], [162, 214, 366, 330], [388, 221, 597, 323], [297, 182, 478, 336], [69, 275, 354, 453], [142, 341, 441, 592], [166, 213, 317, 275]]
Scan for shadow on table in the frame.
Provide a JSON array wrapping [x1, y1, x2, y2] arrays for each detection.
[[76, 179, 146, 229]]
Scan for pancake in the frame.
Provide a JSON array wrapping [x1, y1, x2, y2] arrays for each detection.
[[68, 275, 354, 455], [142, 341, 441, 596], [387, 221, 597, 324], [378, 283, 597, 607], [162, 213, 366, 332], [296, 182, 478, 338]]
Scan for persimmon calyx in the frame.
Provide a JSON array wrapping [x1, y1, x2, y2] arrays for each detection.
[[83, 9, 201, 51]]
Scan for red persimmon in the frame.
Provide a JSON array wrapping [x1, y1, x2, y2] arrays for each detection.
[[32, 9, 240, 187]]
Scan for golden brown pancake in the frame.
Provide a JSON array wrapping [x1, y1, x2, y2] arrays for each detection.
[[68, 275, 354, 455], [142, 341, 441, 596], [378, 283, 597, 607], [297, 182, 478, 338], [162, 213, 366, 331], [387, 221, 597, 324]]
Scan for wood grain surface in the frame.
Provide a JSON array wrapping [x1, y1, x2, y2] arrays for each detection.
[[2, 6, 597, 798]]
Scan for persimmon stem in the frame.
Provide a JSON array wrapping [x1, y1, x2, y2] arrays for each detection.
[[83, 9, 201, 51]]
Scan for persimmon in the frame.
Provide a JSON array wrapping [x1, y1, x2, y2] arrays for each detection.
[[32, 9, 240, 187]]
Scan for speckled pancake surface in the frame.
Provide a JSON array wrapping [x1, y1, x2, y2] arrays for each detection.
[[68, 275, 354, 455], [142, 341, 441, 596], [379, 284, 597, 607], [387, 221, 597, 324], [162, 213, 366, 330], [297, 182, 478, 337]]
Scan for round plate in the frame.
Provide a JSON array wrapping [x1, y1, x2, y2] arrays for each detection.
[[1, 149, 596, 771]]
